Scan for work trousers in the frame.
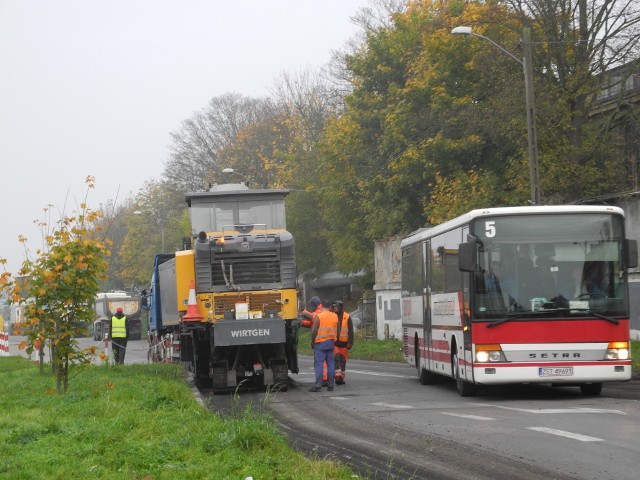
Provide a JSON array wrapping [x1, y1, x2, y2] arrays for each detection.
[[313, 340, 335, 388], [334, 346, 349, 381], [322, 346, 349, 382], [112, 338, 128, 365]]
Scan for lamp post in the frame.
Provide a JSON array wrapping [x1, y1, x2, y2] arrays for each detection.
[[222, 167, 248, 185], [451, 26, 541, 205]]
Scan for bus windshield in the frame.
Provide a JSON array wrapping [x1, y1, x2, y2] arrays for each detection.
[[469, 213, 628, 319]]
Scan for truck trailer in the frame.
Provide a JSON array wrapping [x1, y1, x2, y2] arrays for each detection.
[[93, 291, 143, 341], [144, 182, 299, 391]]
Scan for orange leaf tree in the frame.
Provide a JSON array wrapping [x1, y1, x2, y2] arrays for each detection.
[[1, 176, 111, 393]]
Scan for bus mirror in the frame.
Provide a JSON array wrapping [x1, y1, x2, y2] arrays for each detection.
[[458, 242, 477, 272], [625, 239, 638, 269]]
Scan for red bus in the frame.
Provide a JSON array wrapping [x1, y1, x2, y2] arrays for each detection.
[[401, 206, 637, 396]]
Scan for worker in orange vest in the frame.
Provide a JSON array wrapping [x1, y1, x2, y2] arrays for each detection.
[[309, 299, 338, 392], [302, 296, 332, 386], [300, 296, 322, 329], [332, 300, 354, 385], [321, 300, 354, 384]]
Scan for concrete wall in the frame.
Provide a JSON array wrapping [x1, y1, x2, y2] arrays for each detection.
[[373, 236, 402, 340], [374, 287, 402, 340]]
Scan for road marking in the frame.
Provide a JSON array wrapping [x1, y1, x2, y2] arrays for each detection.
[[296, 370, 416, 378], [441, 412, 494, 421], [527, 427, 603, 442], [473, 403, 627, 415], [371, 402, 413, 409], [295, 367, 413, 379], [348, 369, 414, 379]]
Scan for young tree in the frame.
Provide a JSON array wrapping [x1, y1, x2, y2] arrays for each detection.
[[0, 176, 111, 393]]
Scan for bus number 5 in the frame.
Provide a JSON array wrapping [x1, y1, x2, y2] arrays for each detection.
[[485, 221, 496, 238]]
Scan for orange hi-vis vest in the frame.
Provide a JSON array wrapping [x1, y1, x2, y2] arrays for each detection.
[[315, 310, 338, 343], [337, 312, 350, 343]]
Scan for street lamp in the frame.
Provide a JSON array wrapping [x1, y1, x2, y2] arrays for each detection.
[[451, 26, 541, 205], [222, 168, 248, 185]]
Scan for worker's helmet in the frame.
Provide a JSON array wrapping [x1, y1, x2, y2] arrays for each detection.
[[116, 307, 123, 313], [332, 300, 344, 315]]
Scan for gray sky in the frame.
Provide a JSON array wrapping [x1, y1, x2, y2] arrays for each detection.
[[0, 0, 370, 274]]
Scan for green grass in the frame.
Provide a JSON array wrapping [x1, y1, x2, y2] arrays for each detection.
[[0, 357, 355, 480], [297, 328, 404, 363], [632, 340, 640, 372]]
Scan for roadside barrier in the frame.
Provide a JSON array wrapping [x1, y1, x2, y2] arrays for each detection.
[[103, 332, 110, 361], [0, 331, 9, 356]]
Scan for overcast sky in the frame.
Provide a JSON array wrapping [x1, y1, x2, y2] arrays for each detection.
[[0, 0, 371, 274]]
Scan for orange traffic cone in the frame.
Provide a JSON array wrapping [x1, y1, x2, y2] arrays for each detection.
[[182, 280, 203, 321]]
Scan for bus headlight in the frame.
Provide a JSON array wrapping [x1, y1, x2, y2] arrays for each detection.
[[605, 342, 629, 360], [475, 344, 505, 362], [476, 351, 490, 362]]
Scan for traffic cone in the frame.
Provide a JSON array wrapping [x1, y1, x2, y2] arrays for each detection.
[[182, 280, 203, 321]]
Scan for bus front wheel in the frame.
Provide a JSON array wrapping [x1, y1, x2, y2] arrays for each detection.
[[452, 352, 476, 397], [580, 383, 602, 396]]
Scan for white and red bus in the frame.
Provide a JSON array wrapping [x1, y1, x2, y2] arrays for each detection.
[[401, 205, 637, 396]]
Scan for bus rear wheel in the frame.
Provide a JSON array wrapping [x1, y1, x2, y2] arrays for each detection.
[[419, 367, 439, 385]]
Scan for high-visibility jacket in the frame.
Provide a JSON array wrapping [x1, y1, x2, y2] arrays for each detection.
[[300, 304, 322, 328], [111, 315, 127, 338], [336, 312, 350, 344], [314, 310, 337, 343]]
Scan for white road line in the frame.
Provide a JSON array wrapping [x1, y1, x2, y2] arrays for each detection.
[[371, 402, 413, 409], [527, 427, 603, 442], [348, 369, 414, 379], [441, 412, 495, 421], [473, 403, 627, 415], [294, 369, 413, 378]]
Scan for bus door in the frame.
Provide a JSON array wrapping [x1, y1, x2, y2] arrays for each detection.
[[422, 239, 434, 372], [461, 226, 474, 383]]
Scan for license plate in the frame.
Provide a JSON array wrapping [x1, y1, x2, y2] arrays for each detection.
[[539, 367, 573, 377]]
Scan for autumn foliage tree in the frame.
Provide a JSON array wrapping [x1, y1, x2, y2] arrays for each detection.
[[0, 177, 111, 393]]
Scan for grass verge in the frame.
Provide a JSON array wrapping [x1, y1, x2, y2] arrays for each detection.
[[0, 357, 354, 480], [297, 328, 404, 363]]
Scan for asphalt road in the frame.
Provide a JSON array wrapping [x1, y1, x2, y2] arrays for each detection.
[[204, 356, 640, 480], [6, 335, 152, 365]]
